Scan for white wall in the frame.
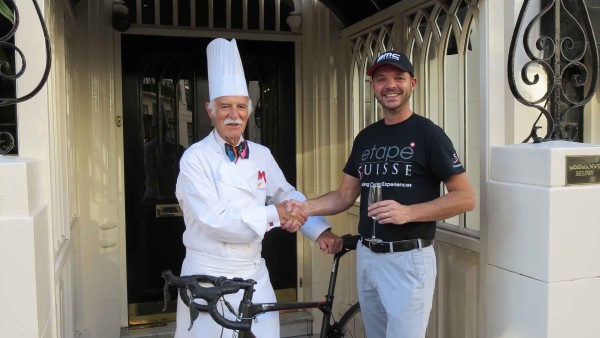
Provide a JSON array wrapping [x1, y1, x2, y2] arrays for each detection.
[[0, 158, 53, 337], [3, 1, 597, 337], [0, 0, 56, 337], [485, 0, 600, 337], [71, 0, 124, 336]]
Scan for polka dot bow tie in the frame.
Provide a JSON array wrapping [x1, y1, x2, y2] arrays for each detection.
[[225, 141, 250, 163]]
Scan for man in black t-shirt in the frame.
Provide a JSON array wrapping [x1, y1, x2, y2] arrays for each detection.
[[287, 51, 475, 338]]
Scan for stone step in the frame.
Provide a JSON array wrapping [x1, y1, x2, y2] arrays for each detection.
[[120, 310, 314, 337], [120, 321, 175, 338], [280, 310, 314, 337]]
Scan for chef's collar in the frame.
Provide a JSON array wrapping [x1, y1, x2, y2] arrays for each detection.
[[212, 129, 245, 147]]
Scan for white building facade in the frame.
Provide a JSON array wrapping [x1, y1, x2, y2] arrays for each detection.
[[1, 0, 599, 337]]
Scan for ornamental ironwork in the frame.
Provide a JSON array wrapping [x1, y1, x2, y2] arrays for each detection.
[[508, 0, 599, 143], [0, 0, 52, 154]]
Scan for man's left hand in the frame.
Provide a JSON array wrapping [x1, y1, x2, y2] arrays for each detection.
[[316, 230, 343, 254], [367, 200, 412, 225]]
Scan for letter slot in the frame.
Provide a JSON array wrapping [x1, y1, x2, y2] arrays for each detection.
[[156, 204, 183, 218]]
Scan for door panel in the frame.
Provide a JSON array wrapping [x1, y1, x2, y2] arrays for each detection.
[[122, 35, 297, 325], [122, 41, 198, 324]]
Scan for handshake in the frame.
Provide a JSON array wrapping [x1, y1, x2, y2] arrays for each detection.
[[275, 200, 306, 233], [275, 199, 343, 254]]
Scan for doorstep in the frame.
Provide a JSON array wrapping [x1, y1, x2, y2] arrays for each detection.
[[119, 310, 314, 337]]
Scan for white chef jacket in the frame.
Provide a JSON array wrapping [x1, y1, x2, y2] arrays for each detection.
[[174, 129, 329, 337]]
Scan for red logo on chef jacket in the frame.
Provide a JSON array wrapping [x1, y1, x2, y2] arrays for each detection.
[[258, 171, 267, 189]]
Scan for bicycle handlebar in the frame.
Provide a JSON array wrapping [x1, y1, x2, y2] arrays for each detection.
[[162, 270, 256, 330], [341, 234, 360, 250], [162, 234, 361, 331], [162, 270, 241, 303]]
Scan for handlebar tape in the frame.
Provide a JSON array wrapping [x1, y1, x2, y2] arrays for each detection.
[[341, 234, 360, 250], [162, 270, 254, 331]]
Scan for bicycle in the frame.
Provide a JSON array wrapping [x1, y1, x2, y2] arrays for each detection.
[[161, 234, 365, 338]]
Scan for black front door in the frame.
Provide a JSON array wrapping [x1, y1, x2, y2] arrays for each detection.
[[122, 35, 298, 326]]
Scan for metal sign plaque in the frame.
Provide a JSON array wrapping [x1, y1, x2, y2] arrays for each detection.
[[565, 155, 600, 185]]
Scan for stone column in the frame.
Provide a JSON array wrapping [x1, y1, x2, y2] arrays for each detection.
[[487, 141, 600, 337], [0, 158, 50, 337]]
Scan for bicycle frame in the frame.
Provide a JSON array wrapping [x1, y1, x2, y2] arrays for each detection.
[[233, 245, 352, 338]]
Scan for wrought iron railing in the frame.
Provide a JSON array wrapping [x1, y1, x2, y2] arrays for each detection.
[[508, 0, 599, 143], [0, 0, 52, 154]]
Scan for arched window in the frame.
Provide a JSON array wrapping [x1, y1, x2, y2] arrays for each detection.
[[349, 0, 481, 234]]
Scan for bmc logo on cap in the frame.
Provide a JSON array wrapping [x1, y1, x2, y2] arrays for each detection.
[[377, 52, 400, 62]]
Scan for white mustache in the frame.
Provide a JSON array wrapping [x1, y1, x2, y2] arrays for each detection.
[[224, 118, 243, 125]]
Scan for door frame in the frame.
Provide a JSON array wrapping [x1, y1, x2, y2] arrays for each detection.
[[113, 28, 303, 327]]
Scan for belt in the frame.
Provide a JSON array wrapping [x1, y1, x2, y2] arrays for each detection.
[[360, 238, 433, 253]]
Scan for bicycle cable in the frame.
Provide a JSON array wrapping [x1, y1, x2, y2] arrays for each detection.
[[218, 298, 225, 338], [220, 296, 259, 322]]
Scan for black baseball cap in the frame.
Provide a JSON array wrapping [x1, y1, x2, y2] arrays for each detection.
[[366, 51, 414, 77]]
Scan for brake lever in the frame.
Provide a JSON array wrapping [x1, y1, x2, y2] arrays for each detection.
[[187, 287, 200, 331]]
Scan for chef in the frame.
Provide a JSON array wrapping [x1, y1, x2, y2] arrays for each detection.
[[174, 38, 342, 337]]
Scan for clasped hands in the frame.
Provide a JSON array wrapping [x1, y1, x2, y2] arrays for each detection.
[[276, 200, 343, 254], [275, 200, 308, 233]]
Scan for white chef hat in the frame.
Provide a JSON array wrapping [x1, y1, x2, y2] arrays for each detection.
[[207, 38, 248, 101]]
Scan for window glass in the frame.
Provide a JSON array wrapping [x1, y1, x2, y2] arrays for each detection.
[[443, 26, 460, 227], [465, 20, 481, 231], [0, 8, 17, 155]]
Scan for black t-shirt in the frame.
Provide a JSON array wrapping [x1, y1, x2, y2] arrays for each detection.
[[343, 114, 465, 241]]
